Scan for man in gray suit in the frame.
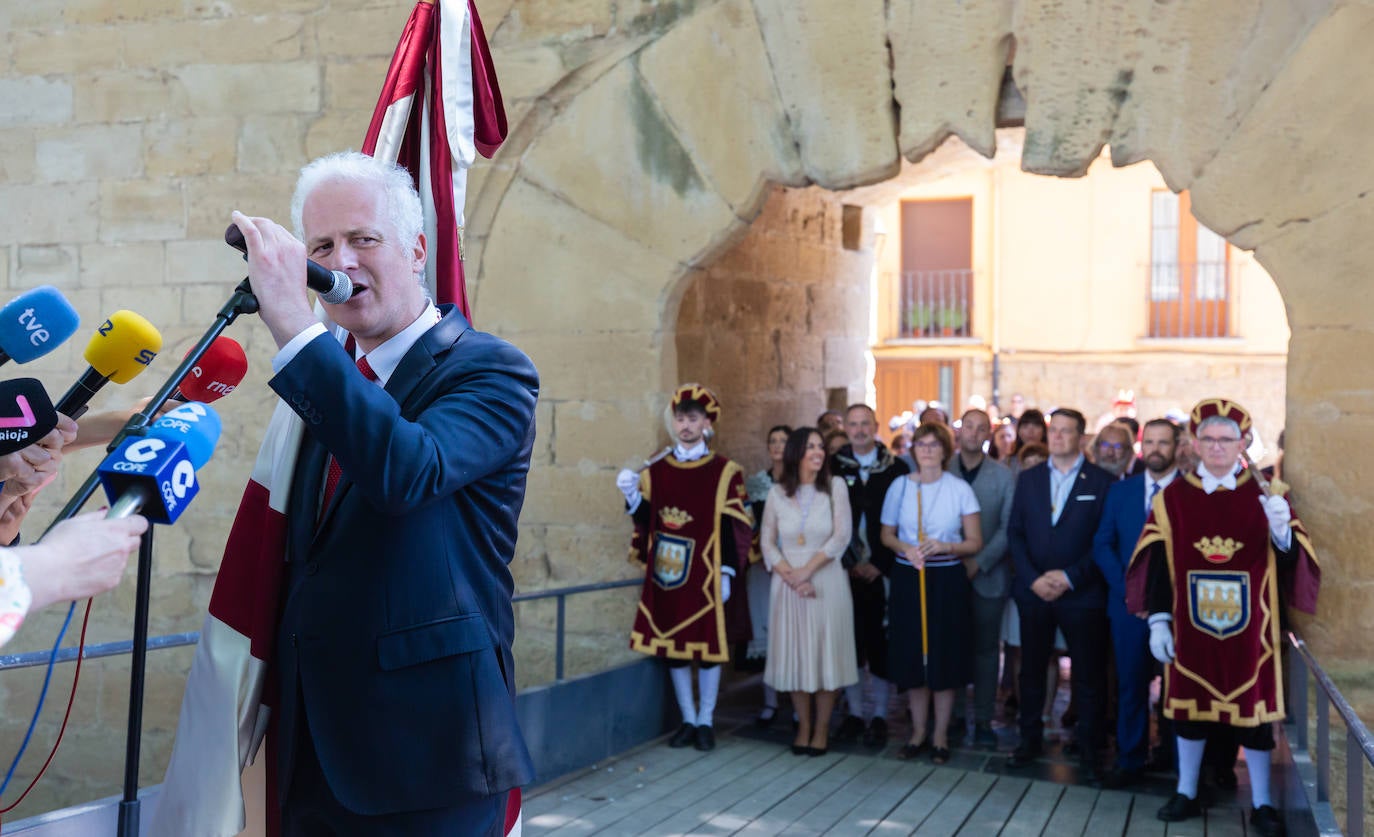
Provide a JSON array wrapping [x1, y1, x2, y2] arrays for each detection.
[[950, 408, 1015, 748]]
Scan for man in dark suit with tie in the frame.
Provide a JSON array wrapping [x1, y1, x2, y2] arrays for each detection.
[[232, 151, 537, 834], [1092, 418, 1180, 788], [1005, 408, 1112, 784]]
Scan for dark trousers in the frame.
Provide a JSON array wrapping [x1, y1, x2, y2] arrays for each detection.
[[971, 593, 1006, 725], [1017, 595, 1108, 758], [282, 709, 507, 836], [851, 572, 888, 678], [1107, 596, 1152, 770]]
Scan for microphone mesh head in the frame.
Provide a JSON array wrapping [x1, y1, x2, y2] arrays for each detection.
[[319, 271, 353, 305]]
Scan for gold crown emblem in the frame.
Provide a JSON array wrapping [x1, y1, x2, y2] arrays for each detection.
[[1194, 536, 1243, 563], [659, 507, 694, 531]]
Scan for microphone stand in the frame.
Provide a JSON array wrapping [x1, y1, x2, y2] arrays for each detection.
[[30, 279, 258, 837]]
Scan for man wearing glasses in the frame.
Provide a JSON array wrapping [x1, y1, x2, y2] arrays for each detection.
[[1126, 399, 1320, 837], [1093, 423, 1135, 480]]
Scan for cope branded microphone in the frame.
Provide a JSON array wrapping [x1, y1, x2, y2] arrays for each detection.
[[0, 286, 80, 366], [0, 378, 59, 456], [170, 336, 248, 403], [224, 223, 353, 305], [55, 311, 162, 421], [97, 402, 221, 524]]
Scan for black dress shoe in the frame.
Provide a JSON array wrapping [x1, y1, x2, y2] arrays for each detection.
[[862, 717, 888, 748], [1101, 766, 1144, 790], [898, 740, 930, 760], [694, 725, 715, 751], [806, 746, 828, 757], [1005, 743, 1042, 769], [1078, 761, 1103, 788], [1250, 805, 1285, 837], [1156, 793, 1202, 822], [668, 723, 697, 748], [835, 714, 865, 741]]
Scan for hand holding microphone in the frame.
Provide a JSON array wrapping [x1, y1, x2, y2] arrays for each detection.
[[227, 213, 352, 351], [13, 512, 148, 611]]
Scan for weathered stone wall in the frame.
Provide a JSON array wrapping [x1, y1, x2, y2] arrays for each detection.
[[675, 185, 872, 468], [3, 0, 1374, 819]]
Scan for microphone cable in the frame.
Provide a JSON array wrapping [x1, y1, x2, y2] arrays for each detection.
[[0, 597, 94, 825]]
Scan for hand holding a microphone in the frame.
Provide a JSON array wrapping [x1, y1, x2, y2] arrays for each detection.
[[230, 210, 330, 350]]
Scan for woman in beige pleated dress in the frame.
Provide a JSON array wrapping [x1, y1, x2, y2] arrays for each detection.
[[761, 427, 858, 756]]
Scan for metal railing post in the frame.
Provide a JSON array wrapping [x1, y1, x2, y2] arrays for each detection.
[[1348, 729, 1364, 837], [1317, 688, 1331, 802], [555, 594, 566, 682], [1290, 645, 1308, 751]]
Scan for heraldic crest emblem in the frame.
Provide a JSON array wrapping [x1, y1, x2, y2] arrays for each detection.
[[1187, 570, 1250, 639], [652, 533, 694, 590]]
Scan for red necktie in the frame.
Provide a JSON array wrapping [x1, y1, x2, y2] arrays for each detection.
[[320, 353, 378, 521]]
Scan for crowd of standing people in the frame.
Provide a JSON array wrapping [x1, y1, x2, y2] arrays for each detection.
[[618, 384, 1316, 836]]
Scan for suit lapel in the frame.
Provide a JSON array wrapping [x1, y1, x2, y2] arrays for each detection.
[[292, 433, 329, 555], [314, 305, 471, 536]]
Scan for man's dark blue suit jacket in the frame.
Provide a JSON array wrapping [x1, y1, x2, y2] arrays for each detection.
[[1007, 459, 1113, 609], [271, 305, 538, 816], [1092, 473, 1154, 611]]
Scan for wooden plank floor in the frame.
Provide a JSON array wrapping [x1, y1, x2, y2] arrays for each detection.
[[523, 731, 1276, 837]]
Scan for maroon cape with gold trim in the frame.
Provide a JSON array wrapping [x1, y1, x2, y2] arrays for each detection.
[[1125, 470, 1319, 726], [628, 453, 752, 662]]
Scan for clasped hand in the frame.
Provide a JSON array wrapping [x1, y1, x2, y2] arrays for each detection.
[[1030, 571, 1070, 601], [773, 560, 818, 598], [897, 539, 944, 569]]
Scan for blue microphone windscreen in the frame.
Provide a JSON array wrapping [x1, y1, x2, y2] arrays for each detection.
[[0, 286, 80, 363], [149, 402, 221, 469]]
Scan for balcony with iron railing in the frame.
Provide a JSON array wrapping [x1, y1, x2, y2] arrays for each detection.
[[885, 269, 975, 342], [1145, 260, 1241, 339]]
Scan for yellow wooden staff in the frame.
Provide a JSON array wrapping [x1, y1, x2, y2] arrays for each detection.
[[916, 480, 929, 671]]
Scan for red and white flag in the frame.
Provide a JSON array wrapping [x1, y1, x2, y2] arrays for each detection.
[[150, 1, 510, 833]]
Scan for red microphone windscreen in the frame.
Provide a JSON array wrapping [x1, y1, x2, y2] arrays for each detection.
[[176, 337, 248, 403]]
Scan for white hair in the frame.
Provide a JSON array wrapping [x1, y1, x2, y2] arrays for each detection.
[[1196, 415, 1243, 438], [290, 151, 424, 252]]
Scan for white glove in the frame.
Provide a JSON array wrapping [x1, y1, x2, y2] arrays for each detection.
[[615, 468, 641, 509], [1148, 614, 1175, 664], [721, 572, 731, 603], [1260, 495, 1292, 549]]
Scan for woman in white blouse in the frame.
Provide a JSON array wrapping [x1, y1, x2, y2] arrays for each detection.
[[881, 422, 983, 764], [760, 427, 857, 756]]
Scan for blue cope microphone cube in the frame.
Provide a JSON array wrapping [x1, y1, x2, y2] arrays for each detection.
[[97, 435, 199, 525]]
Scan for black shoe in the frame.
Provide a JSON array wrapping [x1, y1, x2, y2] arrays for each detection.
[[1156, 793, 1202, 822], [1078, 761, 1103, 788], [668, 723, 697, 748], [835, 714, 865, 742], [1005, 743, 1042, 769], [973, 724, 998, 750], [754, 707, 777, 729], [931, 746, 951, 766], [862, 717, 889, 748], [694, 725, 715, 751], [791, 743, 808, 756], [1250, 804, 1285, 837], [807, 746, 829, 757], [1101, 766, 1144, 790], [898, 740, 930, 760]]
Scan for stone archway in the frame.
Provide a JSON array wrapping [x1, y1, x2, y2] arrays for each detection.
[[471, 0, 1374, 668]]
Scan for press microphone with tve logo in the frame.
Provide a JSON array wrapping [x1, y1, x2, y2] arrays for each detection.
[[97, 402, 221, 524], [170, 336, 248, 403], [55, 311, 162, 421], [0, 286, 81, 367], [224, 223, 353, 305], [0, 378, 58, 456]]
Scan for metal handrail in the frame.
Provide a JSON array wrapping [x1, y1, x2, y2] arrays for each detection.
[[513, 577, 640, 681], [1286, 630, 1374, 837], [0, 579, 644, 682]]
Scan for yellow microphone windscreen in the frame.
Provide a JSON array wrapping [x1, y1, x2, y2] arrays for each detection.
[[84, 310, 162, 384]]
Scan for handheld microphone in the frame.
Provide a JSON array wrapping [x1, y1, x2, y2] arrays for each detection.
[[0, 379, 58, 456], [0, 286, 80, 366], [224, 223, 353, 305], [97, 402, 221, 524], [170, 336, 248, 403], [56, 311, 162, 421]]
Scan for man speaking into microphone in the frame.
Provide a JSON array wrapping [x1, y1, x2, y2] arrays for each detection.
[[226, 152, 539, 834]]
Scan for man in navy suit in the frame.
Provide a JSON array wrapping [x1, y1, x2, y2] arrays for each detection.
[[233, 151, 537, 835], [1005, 408, 1112, 785], [1092, 418, 1181, 788]]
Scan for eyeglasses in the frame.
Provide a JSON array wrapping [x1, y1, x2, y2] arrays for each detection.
[[1196, 436, 1242, 448], [912, 441, 942, 450], [1096, 442, 1126, 452]]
